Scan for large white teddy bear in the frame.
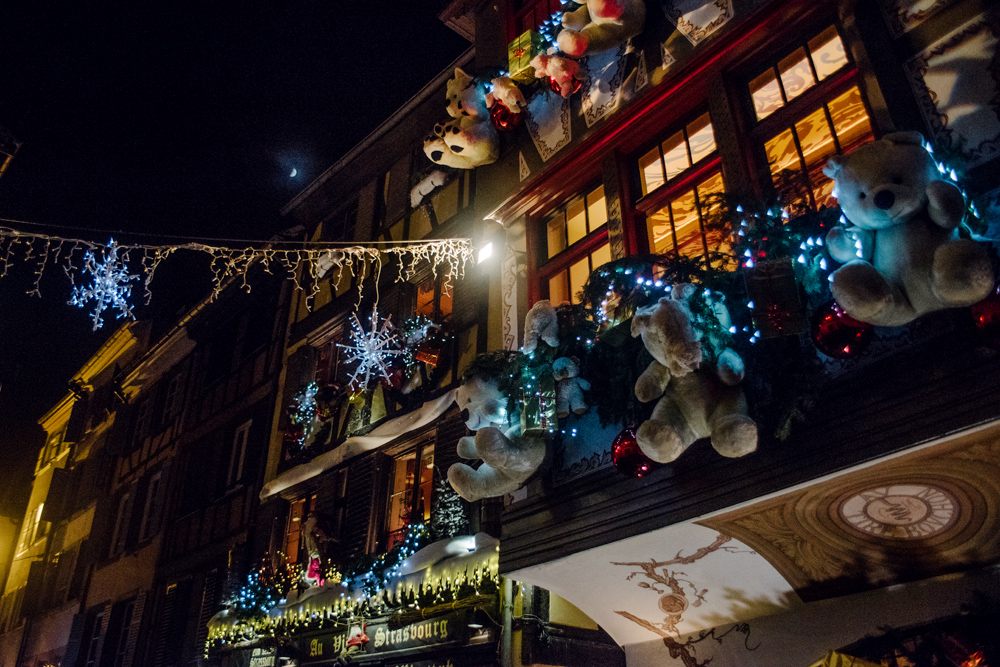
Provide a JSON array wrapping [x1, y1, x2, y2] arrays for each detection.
[[557, 0, 647, 58], [631, 287, 757, 463], [447, 376, 546, 502], [824, 131, 993, 327], [423, 68, 499, 170]]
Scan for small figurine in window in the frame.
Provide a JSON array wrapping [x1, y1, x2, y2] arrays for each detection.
[[302, 513, 331, 587]]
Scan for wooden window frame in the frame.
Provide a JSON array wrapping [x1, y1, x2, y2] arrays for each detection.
[[506, 0, 562, 41], [382, 439, 434, 552]]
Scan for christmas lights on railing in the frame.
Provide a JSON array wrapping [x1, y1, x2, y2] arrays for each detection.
[[0, 221, 475, 330]]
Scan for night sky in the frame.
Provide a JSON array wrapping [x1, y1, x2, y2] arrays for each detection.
[[0, 2, 469, 516]]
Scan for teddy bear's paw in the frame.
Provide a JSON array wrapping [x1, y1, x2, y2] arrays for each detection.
[[932, 240, 994, 306], [447, 463, 487, 502], [573, 406, 587, 415], [716, 348, 745, 386], [456, 434, 478, 459], [592, 0, 626, 20], [636, 420, 687, 463], [557, 29, 589, 57], [711, 415, 757, 459], [831, 261, 894, 321]]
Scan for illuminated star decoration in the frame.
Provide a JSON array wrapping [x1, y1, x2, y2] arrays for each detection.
[[337, 308, 405, 388], [69, 238, 138, 330]]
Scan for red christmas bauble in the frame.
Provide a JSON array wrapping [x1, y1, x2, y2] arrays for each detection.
[[811, 299, 873, 358], [490, 101, 523, 131], [548, 76, 581, 96], [283, 423, 305, 447], [612, 428, 659, 477], [971, 283, 1000, 348]]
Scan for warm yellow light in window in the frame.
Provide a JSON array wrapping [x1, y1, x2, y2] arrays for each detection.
[[809, 26, 848, 80], [778, 47, 816, 102], [566, 198, 587, 246], [751, 69, 783, 121], [569, 256, 590, 304], [827, 86, 871, 150], [549, 272, 569, 303], [794, 106, 836, 169], [586, 186, 607, 231], [687, 114, 716, 164], [662, 131, 690, 181], [639, 146, 664, 196], [546, 212, 567, 259]]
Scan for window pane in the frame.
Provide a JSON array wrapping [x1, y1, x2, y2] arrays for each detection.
[[586, 186, 608, 232], [569, 256, 591, 304], [794, 107, 836, 170], [765, 128, 801, 182], [647, 206, 674, 254], [416, 278, 435, 317], [779, 47, 816, 102], [812, 170, 837, 208], [546, 212, 566, 259], [687, 114, 716, 164], [432, 178, 460, 223], [590, 243, 612, 273], [416, 448, 434, 524], [698, 172, 730, 258], [750, 69, 784, 120], [670, 189, 703, 259], [388, 453, 416, 538], [662, 131, 690, 180], [827, 86, 871, 151], [566, 198, 588, 246], [438, 283, 453, 318], [809, 26, 848, 81], [639, 146, 665, 196], [549, 271, 569, 304]]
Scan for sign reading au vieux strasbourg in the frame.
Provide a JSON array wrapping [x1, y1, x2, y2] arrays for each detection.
[[385, 659, 463, 667], [368, 610, 468, 654]]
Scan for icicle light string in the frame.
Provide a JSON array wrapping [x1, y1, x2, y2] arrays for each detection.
[[0, 223, 475, 326]]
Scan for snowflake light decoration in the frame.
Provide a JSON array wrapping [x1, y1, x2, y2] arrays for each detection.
[[337, 308, 405, 388], [69, 238, 138, 330]]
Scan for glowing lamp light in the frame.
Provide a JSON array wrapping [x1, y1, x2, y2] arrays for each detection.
[[478, 242, 493, 264]]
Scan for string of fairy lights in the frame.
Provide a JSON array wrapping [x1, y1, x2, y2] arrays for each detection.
[[0, 221, 475, 330]]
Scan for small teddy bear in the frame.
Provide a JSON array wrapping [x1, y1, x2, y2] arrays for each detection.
[[529, 54, 582, 98], [553, 356, 590, 418], [824, 131, 993, 327], [631, 287, 757, 463], [448, 375, 546, 502], [556, 0, 646, 58], [486, 75, 527, 115], [424, 68, 499, 170], [523, 299, 560, 353]]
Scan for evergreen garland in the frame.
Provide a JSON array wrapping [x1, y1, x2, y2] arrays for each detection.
[[430, 475, 470, 541]]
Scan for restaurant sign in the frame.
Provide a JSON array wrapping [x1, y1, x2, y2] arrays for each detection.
[[369, 611, 467, 654]]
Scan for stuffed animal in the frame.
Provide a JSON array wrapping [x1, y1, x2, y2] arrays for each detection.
[[423, 68, 499, 169], [631, 288, 757, 463], [556, 0, 646, 58], [553, 356, 590, 418], [448, 376, 546, 501], [522, 299, 560, 353], [824, 131, 993, 327], [529, 54, 583, 98], [486, 75, 527, 114]]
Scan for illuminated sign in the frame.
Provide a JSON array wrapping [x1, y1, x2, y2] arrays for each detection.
[[294, 631, 349, 664], [369, 611, 467, 653]]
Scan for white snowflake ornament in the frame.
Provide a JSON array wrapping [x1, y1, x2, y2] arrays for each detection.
[[337, 307, 405, 388], [69, 239, 138, 330]]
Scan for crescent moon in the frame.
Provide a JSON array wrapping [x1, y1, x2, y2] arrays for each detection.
[[290, 168, 298, 177]]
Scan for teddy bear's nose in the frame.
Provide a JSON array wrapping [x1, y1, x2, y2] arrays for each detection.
[[873, 190, 895, 210], [461, 408, 470, 422]]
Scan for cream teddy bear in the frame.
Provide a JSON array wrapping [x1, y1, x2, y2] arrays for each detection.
[[447, 376, 546, 502], [423, 68, 499, 170], [553, 356, 590, 418], [631, 287, 757, 463], [529, 54, 583, 99], [824, 131, 993, 327], [522, 299, 560, 353], [557, 0, 646, 58]]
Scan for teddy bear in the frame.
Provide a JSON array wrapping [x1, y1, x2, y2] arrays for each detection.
[[553, 356, 590, 418], [447, 375, 547, 502], [522, 299, 560, 353], [423, 68, 499, 170], [556, 0, 647, 58], [486, 75, 527, 115], [824, 131, 993, 327], [529, 54, 583, 98], [631, 287, 757, 463]]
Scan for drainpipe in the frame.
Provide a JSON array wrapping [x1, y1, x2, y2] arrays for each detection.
[[501, 578, 514, 667]]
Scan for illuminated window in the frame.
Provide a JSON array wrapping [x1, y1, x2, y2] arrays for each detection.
[[750, 25, 849, 121], [646, 171, 727, 260], [414, 273, 454, 322], [386, 445, 434, 551], [284, 495, 316, 566], [749, 26, 873, 210], [638, 113, 717, 196], [539, 184, 612, 304]]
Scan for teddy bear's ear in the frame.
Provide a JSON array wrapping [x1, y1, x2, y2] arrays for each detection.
[[882, 131, 924, 146], [823, 154, 847, 180], [454, 68, 473, 86], [631, 313, 649, 337], [569, 356, 580, 366]]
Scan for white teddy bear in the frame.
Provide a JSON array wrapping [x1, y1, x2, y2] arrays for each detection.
[[557, 0, 647, 58], [522, 299, 560, 354], [447, 376, 546, 502], [553, 356, 590, 418], [824, 131, 993, 326], [423, 68, 499, 170], [529, 54, 583, 99], [631, 287, 757, 463]]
